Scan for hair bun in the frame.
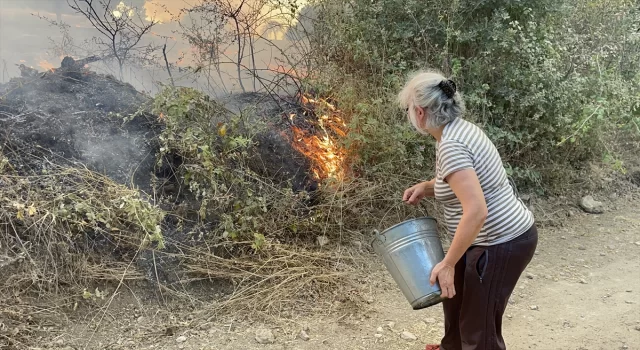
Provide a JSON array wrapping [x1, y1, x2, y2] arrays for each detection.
[[438, 79, 457, 99]]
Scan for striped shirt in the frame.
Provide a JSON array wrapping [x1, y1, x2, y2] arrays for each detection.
[[434, 118, 534, 246]]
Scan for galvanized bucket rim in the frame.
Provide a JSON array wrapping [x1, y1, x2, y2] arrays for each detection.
[[379, 216, 437, 236], [372, 216, 438, 249]]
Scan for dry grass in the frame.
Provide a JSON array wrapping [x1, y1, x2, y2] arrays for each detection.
[[0, 145, 162, 347], [0, 141, 430, 348]]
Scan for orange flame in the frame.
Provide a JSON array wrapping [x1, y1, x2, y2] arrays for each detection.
[[38, 60, 55, 72], [287, 94, 348, 181]]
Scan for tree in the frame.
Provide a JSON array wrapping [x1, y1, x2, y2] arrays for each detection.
[[181, 0, 283, 94], [67, 0, 159, 79], [181, 1, 232, 93]]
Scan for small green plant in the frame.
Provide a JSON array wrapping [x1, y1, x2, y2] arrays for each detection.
[[603, 153, 627, 174], [152, 87, 275, 240], [82, 287, 107, 300]]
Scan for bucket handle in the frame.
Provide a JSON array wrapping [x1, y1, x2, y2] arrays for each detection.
[[370, 229, 385, 249]]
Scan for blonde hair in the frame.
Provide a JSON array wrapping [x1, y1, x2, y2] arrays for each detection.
[[397, 71, 465, 134]]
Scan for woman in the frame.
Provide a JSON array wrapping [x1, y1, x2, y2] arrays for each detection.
[[399, 71, 538, 350]]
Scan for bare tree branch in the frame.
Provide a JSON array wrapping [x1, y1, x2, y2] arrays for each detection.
[[67, 0, 159, 80], [163, 43, 175, 87]]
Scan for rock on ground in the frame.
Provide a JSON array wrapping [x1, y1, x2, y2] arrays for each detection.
[[175, 335, 187, 343], [580, 195, 604, 214], [401, 331, 417, 341], [298, 330, 310, 341], [255, 328, 275, 344]]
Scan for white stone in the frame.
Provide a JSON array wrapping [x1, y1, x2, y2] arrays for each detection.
[[176, 336, 187, 343], [255, 328, 275, 344], [401, 331, 417, 341], [298, 330, 310, 341], [316, 236, 330, 247]]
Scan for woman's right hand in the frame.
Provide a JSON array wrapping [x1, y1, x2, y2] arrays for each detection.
[[403, 180, 435, 205]]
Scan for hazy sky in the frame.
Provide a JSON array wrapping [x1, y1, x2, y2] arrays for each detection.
[[0, 0, 303, 95]]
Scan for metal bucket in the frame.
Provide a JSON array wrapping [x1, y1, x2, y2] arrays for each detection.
[[372, 217, 445, 310]]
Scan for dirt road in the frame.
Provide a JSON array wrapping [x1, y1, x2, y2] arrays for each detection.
[[51, 199, 640, 350]]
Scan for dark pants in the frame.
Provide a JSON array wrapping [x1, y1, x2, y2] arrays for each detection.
[[441, 224, 538, 350]]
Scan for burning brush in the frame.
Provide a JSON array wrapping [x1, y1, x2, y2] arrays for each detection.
[[285, 93, 349, 181]]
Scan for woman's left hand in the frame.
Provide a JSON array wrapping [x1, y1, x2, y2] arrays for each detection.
[[430, 261, 456, 298]]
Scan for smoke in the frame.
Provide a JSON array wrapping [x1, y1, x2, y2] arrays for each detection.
[[0, 63, 159, 190], [0, 0, 303, 96]]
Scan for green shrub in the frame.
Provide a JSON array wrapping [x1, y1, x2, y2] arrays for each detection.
[[152, 87, 270, 241], [304, 0, 640, 191]]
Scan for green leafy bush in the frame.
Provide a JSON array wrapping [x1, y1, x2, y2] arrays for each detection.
[[152, 87, 270, 241], [305, 0, 640, 191]]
